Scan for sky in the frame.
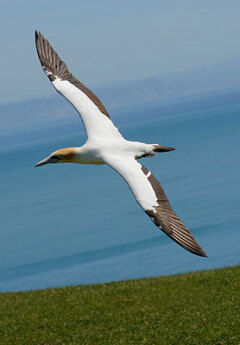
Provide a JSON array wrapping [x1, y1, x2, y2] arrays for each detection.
[[1, 0, 240, 105]]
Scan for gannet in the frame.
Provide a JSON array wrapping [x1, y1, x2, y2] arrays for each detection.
[[35, 31, 207, 257]]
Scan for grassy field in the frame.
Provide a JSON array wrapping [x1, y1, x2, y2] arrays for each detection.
[[0, 266, 239, 345]]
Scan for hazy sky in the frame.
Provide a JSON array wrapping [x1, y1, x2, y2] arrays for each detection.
[[1, 0, 240, 105]]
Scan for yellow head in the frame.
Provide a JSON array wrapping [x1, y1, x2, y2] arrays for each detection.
[[35, 148, 78, 167]]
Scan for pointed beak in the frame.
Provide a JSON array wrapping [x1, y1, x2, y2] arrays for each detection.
[[35, 156, 58, 167]]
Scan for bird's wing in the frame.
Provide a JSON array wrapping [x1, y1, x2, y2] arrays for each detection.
[[104, 155, 207, 257], [35, 31, 122, 140]]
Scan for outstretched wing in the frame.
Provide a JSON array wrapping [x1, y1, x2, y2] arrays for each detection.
[[35, 31, 122, 140], [105, 156, 207, 257]]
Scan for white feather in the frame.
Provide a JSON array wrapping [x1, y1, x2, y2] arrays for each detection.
[[52, 78, 122, 141], [103, 155, 158, 212]]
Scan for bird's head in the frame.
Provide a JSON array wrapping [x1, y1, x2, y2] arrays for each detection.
[[35, 148, 78, 167]]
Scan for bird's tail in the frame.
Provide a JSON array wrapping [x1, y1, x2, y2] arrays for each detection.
[[153, 145, 175, 153]]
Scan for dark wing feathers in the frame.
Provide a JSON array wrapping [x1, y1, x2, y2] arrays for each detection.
[[35, 31, 110, 118], [142, 166, 207, 257]]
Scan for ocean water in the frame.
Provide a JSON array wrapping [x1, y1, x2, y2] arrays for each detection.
[[0, 99, 239, 292]]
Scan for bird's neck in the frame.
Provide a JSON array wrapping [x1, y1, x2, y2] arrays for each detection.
[[56, 147, 105, 165]]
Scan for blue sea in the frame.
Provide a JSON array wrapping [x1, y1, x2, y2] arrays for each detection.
[[0, 96, 239, 292]]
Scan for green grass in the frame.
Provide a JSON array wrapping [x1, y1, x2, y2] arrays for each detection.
[[0, 266, 239, 345]]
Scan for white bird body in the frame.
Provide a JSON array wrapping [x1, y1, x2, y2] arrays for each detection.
[[35, 31, 207, 257]]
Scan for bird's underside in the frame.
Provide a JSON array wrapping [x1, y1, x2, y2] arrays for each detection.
[[35, 30, 207, 257]]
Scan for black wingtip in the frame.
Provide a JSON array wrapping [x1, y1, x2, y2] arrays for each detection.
[[35, 30, 41, 51], [35, 30, 44, 46], [191, 245, 207, 258], [197, 252, 207, 258], [200, 250, 208, 258], [35, 30, 39, 42], [34, 30, 41, 62]]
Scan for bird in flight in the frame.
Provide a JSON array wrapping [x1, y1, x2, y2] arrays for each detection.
[[35, 31, 207, 257]]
